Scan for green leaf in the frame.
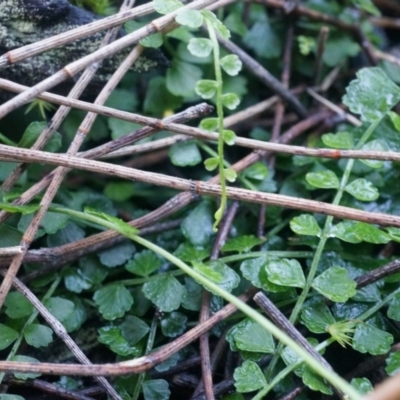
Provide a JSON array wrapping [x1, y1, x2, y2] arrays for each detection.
[[222, 93, 240, 110], [388, 110, 400, 132], [0, 203, 40, 215], [201, 10, 230, 39], [241, 163, 268, 181], [222, 129, 237, 145], [312, 266, 357, 302], [64, 257, 107, 294], [195, 79, 219, 99], [345, 178, 379, 201], [161, 312, 187, 337], [386, 351, 400, 376], [176, 9, 203, 29], [187, 38, 212, 57], [0, 324, 18, 350], [173, 242, 209, 263], [220, 55, 242, 76], [108, 118, 141, 140], [24, 324, 53, 348], [301, 302, 336, 334], [62, 296, 87, 333], [193, 261, 224, 282], [342, 67, 400, 122], [93, 284, 133, 320], [0, 224, 22, 247], [302, 367, 333, 395], [265, 258, 306, 288], [330, 221, 362, 243], [4, 292, 34, 319], [322, 132, 354, 149], [200, 118, 219, 131], [98, 242, 136, 268], [323, 36, 360, 67], [181, 277, 202, 311], [144, 77, 182, 114], [143, 274, 186, 312], [386, 227, 400, 243], [359, 139, 389, 169], [351, 377, 373, 395], [290, 214, 321, 236], [44, 297, 74, 322], [0, 395, 25, 400], [350, 222, 391, 244], [181, 202, 214, 246], [121, 315, 150, 345], [98, 326, 141, 357], [201, 260, 240, 293], [243, 20, 281, 59], [104, 182, 135, 202], [167, 59, 202, 97], [18, 121, 61, 152], [126, 250, 163, 277], [233, 360, 266, 393], [350, 0, 380, 15], [204, 157, 219, 171], [142, 379, 170, 400], [352, 323, 393, 355], [19, 211, 69, 236], [224, 168, 237, 182], [306, 170, 340, 189], [297, 35, 315, 56], [84, 209, 139, 238], [153, 0, 183, 14], [169, 141, 202, 166], [388, 292, 400, 321], [140, 32, 163, 48], [11, 356, 41, 380], [227, 319, 275, 353], [221, 235, 264, 253]]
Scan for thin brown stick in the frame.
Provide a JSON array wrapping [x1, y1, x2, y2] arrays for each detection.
[[193, 202, 239, 399], [2, 144, 400, 227], [0, 287, 258, 376], [355, 259, 400, 288], [0, 0, 218, 118], [313, 26, 329, 87], [253, 292, 341, 397], [0, 270, 119, 399], [259, 0, 378, 65], [0, 102, 212, 224], [0, 3, 154, 68], [3, 0, 138, 191], [216, 33, 307, 118], [4, 377, 96, 400]]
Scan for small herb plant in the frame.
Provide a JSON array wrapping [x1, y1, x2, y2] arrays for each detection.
[[154, 0, 242, 230]]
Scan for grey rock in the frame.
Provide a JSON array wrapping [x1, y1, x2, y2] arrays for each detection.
[[0, 0, 167, 99]]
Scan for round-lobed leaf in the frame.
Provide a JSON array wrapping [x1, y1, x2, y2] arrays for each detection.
[[220, 54, 242, 76], [306, 170, 340, 189], [233, 360, 266, 393], [312, 266, 357, 302], [176, 9, 203, 29], [345, 178, 379, 202], [187, 38, 212, 57]]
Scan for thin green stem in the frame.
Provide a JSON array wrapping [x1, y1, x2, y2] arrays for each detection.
[[252, 338, 335, 400], [52, 207, 362, 400], [265, 117, 383, 381], [132, 316, 158, 400], [206, 20, 227, 231]]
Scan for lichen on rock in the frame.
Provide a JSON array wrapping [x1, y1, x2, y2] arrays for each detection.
[[0, 0, 167, 98]]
